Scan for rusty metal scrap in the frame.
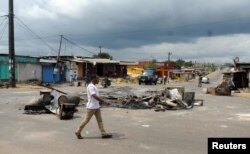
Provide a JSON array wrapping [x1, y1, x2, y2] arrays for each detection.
[[103, 95, 154, 109], [207, 80, 232, 96], [103, 88, 203, 110], [24, 90, 80, 120]]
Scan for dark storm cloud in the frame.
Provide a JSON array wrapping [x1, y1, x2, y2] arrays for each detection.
[[1, 0, 250, 62], [7, 0, 250, 48]]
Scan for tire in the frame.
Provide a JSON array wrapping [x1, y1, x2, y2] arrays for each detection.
[[59, 104, 63, 120]]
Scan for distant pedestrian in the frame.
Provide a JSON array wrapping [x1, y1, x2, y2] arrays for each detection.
[[163, 75, 167, 85], [198, 75, 202, 87], [75, 74, 112, 139], [70, 71, 77, 85], [167, 76, 170, 84], [84, 74, 90, 87]]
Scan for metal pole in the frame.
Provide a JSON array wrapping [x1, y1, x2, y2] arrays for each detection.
[[8, 0, 16, 87], [99, 45, 102, 54], [57, 35, 63, 64], [53, 35, 63, 83], [167, 52, 172, 83], [85, 62, 88, 86]]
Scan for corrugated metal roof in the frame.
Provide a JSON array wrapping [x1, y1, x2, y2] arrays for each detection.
[[70, 59, 86, 63], [40, 59, 57, 63], [70, 58, 119, 64], [119, 61, 138, 65], [84, 58, 119, 64]]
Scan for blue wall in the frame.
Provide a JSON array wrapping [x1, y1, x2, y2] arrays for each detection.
[[42, 65, 60, 83]]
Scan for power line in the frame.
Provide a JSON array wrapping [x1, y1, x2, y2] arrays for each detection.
[[0, 20, 8, 41], [62, 36, 95, 55], [14, 16, 58, 54], [0, 17, 7, 27], [14, 18, 59, 42], [16, 34, 59, 41], [14, 18, 37, 39], [0, 15, 8, 18], [0, 17, 8, 41]]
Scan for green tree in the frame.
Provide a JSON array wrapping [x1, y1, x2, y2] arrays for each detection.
[[174, 59, 185, 69], [209, 63, 217, 72], [93, 52, 113, 59], [184, 61, 193, 67], [144, 59, 157, 69]]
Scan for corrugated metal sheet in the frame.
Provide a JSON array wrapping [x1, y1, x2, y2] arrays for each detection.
[[84, 58, 119, 64], [0, 64, 17, 80], [0, 54, 37, 81], [17, 63, 42, 82], [0, 64, 9, 80], [42, 65, 60, 83], [71, 58, 119, 64], [16, 57, 37, 63], [0, 54, 37, 63], [39, 59, 57, 63], [119, 61, 138, 65]]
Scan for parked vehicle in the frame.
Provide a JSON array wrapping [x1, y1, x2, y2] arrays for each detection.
[[138, 69, 158, 85], [201, 77, 210, 84]]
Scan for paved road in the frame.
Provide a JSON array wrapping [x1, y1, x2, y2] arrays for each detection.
[[0, 70, 250, 154]]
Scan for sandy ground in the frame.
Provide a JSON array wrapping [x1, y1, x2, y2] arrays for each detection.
[[232, 91, 250, 98], [1, 69, 250, 154]]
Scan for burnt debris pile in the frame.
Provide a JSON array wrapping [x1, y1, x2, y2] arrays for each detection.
[[104, 88, 203, 111], [24, 90, 81, 120]]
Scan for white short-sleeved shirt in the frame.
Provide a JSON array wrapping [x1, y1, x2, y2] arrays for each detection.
[[86, 82, 100, 109]]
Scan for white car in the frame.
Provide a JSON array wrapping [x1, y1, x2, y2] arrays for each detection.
[[201, 77, 210, 83]]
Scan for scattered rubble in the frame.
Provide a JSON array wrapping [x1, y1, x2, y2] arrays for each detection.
[[0, 80, 9, 88], [24, 85, 203, 120], [206, 77, 237, 96], [103, 87, 203, 111], [24, 90, 81, 120]]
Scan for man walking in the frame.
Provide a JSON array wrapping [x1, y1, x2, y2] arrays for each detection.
[[75, 74, 112, 139]]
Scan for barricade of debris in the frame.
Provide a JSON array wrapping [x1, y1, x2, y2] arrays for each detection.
[[206, 77, 238, 96], [24, 89, 81, 120], [103, 87, 203, 111]]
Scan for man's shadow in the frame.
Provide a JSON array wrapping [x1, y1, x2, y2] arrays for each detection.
[[82, 132, 126, 140]]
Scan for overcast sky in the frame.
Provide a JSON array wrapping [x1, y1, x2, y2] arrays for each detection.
[[1, 0, 250, 63]]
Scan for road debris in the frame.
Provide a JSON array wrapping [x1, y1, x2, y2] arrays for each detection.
[[0, 80, 9, 88], [206, 78, 234, 96], [103, 88, 203, 111], [24, 90, 81, 120]]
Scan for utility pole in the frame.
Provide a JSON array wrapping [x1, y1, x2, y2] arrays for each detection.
[[56, 35, 63, 65], [8, 0, 16, 87], [53, 35, 63, 83], [167, 52, 172, 83], [99, 45, 102, 54]]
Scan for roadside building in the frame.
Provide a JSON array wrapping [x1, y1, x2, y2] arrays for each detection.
[[70, 57, 125, 79], [138, 60, 174, 78], [39, 58, 63, 83], [122, 61, 141, 77], [234, 62, 250, 87], [0, 54, 41, 82], [181, 68, 196, 81]]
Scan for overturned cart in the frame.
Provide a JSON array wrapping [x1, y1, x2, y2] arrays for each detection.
[[24, 90, 80, 120]]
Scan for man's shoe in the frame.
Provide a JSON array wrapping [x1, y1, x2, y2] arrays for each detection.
[[75, 132, 84, 139], [102, 133, 112, 139]]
